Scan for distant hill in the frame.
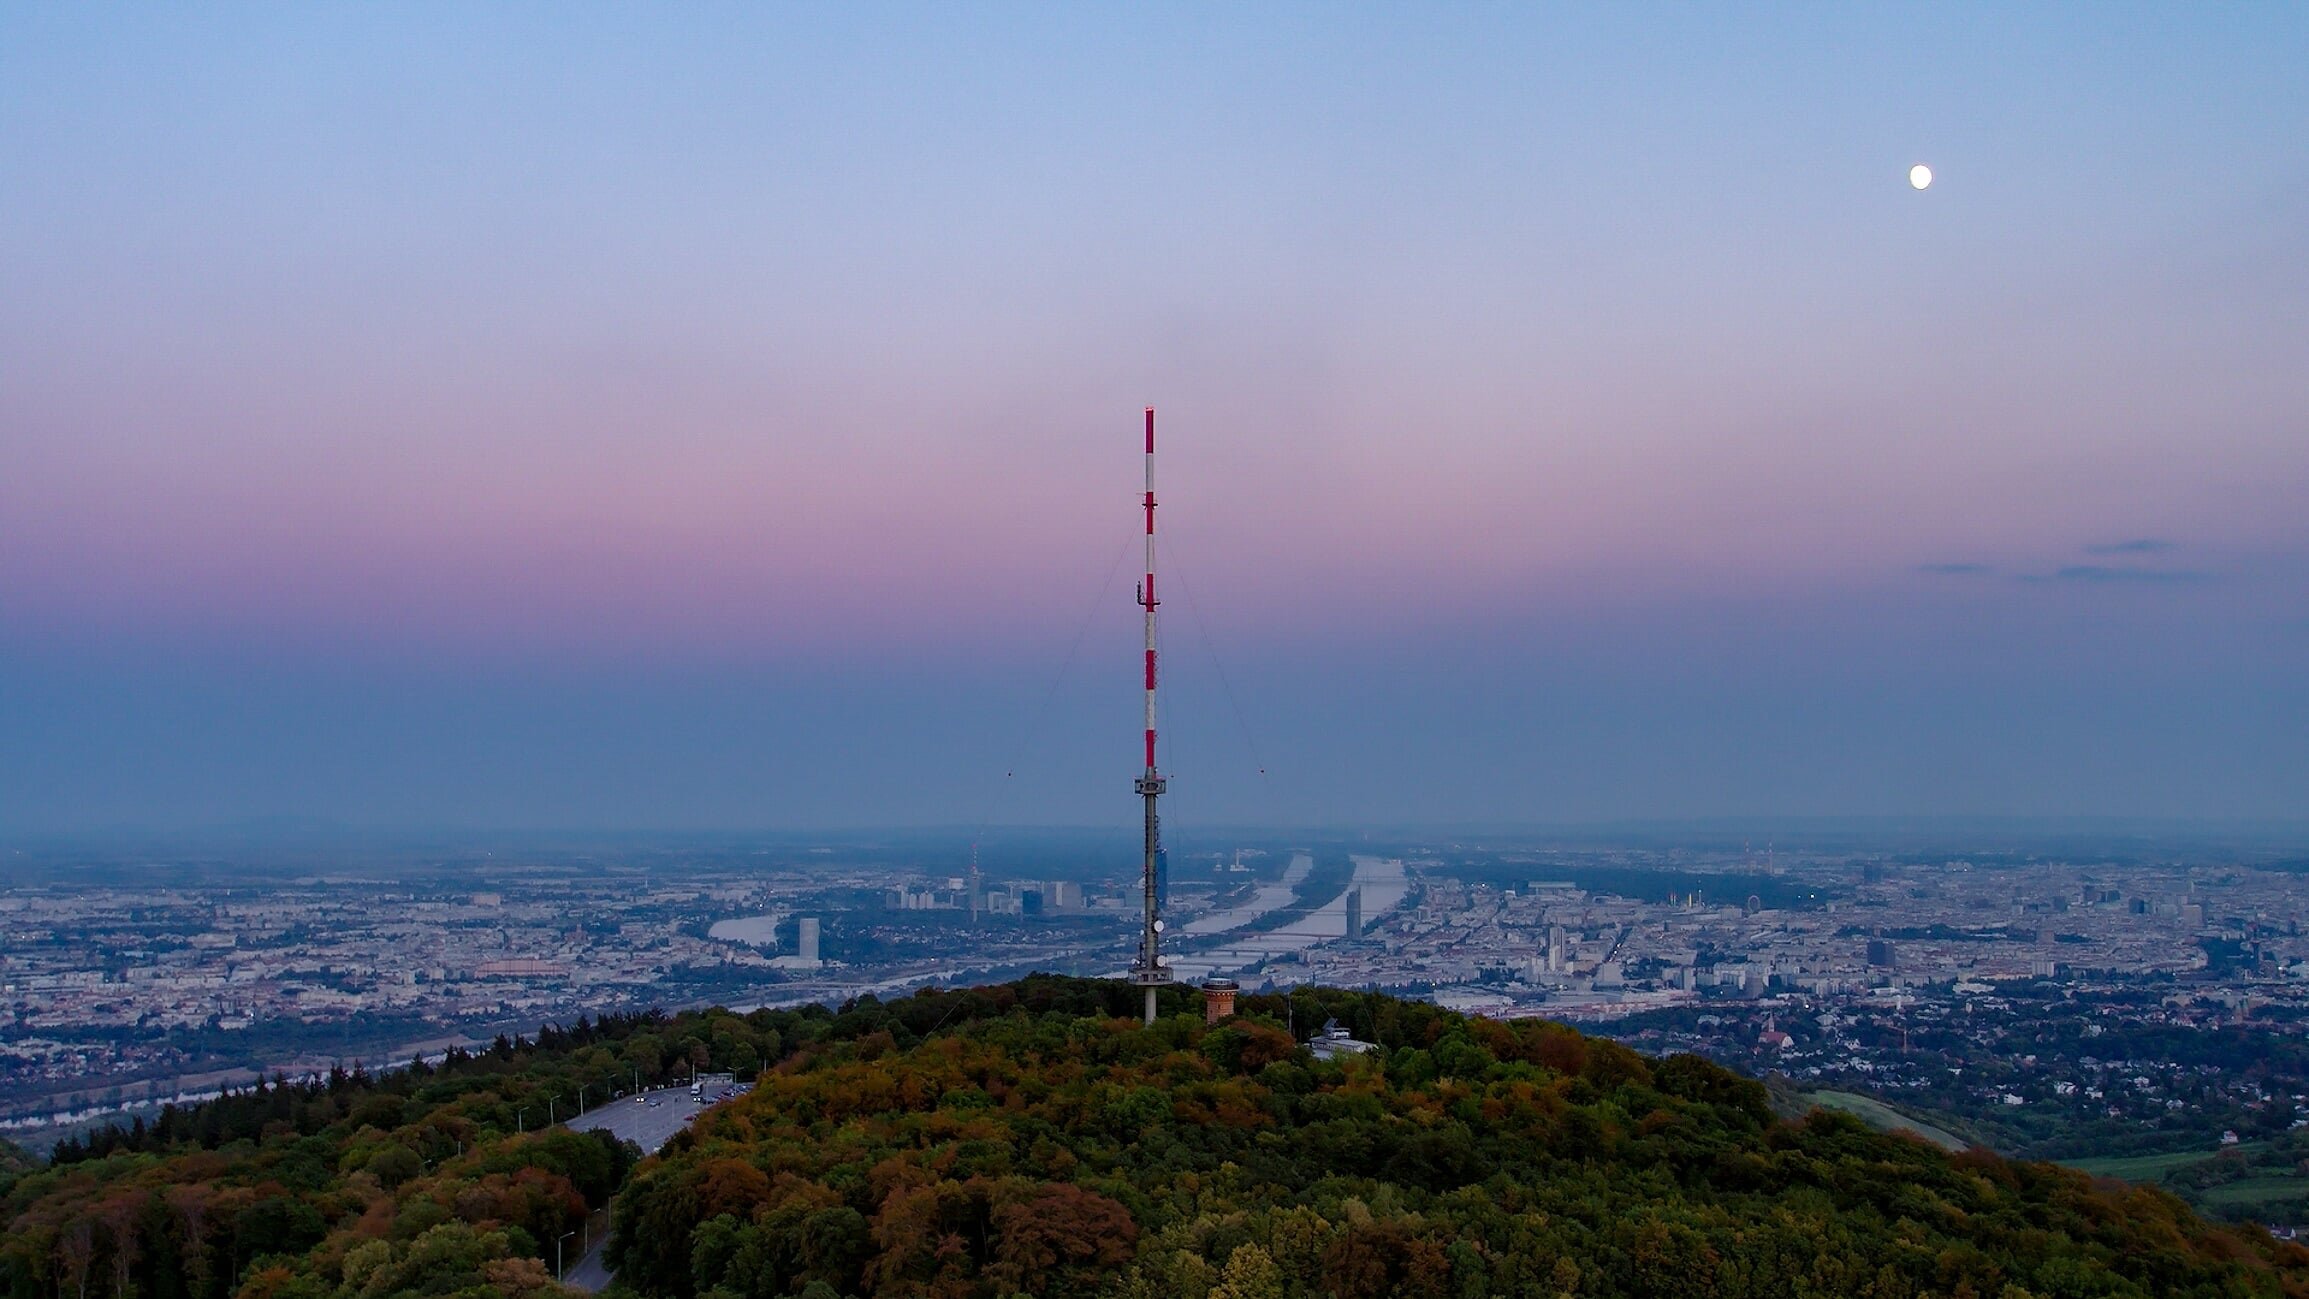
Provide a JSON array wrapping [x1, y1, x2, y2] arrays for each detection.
[[5, 978, 2307, 1299]]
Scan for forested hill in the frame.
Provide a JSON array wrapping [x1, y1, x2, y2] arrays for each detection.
[[0, 1005, 782, 1299], [614, 978, 2309, 1299], [5, 980, 2308, 1299]]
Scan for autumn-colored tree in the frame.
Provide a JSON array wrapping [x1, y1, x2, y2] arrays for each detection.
[[866, 1180, 956, 1292], [983, 1182, 1135, 1296], [11, 977, 2309, 1299], [695, 1159, 771, 1223]]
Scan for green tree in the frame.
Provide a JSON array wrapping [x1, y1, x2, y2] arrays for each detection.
[[1209, 1243, 1283, 1299], [366, 1145, 422, 1190]]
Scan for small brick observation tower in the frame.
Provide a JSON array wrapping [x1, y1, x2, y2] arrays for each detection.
[[1202, 977, 1239, 1025]]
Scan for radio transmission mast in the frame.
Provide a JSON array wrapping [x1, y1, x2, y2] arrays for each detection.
[[1129, 406, 1172, 1024]]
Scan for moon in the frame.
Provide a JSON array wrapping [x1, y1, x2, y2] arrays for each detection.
[[1909, 163, 1933, 191]]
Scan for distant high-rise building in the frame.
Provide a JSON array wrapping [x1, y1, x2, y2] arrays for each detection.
[[798, 917, 821, 968], [1867, 939, 1897, 968], [1344, 888, 1362, 938]]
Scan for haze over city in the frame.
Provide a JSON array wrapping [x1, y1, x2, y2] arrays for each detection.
[[17, 13, 2309, 1294], [4, 6, 2305, 834]]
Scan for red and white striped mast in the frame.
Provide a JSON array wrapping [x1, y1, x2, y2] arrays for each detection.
[[1130, 405, 1172, 1024]]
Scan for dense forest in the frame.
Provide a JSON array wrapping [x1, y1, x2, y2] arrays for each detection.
[[611, 979, 2309, 1299], [7, 978, 2309, 1299], [0, 1004, 799, 1299]]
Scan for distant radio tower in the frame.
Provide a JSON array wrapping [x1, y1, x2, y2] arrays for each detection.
[[1129, 406, 1173, 1024]]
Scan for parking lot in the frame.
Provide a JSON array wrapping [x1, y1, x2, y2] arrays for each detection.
[[566, 1086, 707, 1156]]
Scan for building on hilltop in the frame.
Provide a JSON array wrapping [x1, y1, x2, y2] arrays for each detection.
[[1202, 977, 1237, 1024], [1307, 1018, 1377, 1061]]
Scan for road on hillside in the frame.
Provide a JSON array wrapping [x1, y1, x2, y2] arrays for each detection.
[[560, 1085, 739, 1291]]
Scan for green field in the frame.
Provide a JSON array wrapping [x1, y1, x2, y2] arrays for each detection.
[[2063, 1146, 2255, 1181], [2197, 1177, 2309, 1209], [1805, 1090, 1970, 1152], [2060, 1145, 2309, 1224]]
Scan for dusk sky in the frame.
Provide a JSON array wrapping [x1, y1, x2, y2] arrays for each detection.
[[4, 6, 2305, 833]]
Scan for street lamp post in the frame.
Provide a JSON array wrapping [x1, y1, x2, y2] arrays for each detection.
[[558, 1231, 577, 1281]]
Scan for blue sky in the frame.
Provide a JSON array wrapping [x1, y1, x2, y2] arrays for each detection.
[[2, 5, 2304, 831]]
